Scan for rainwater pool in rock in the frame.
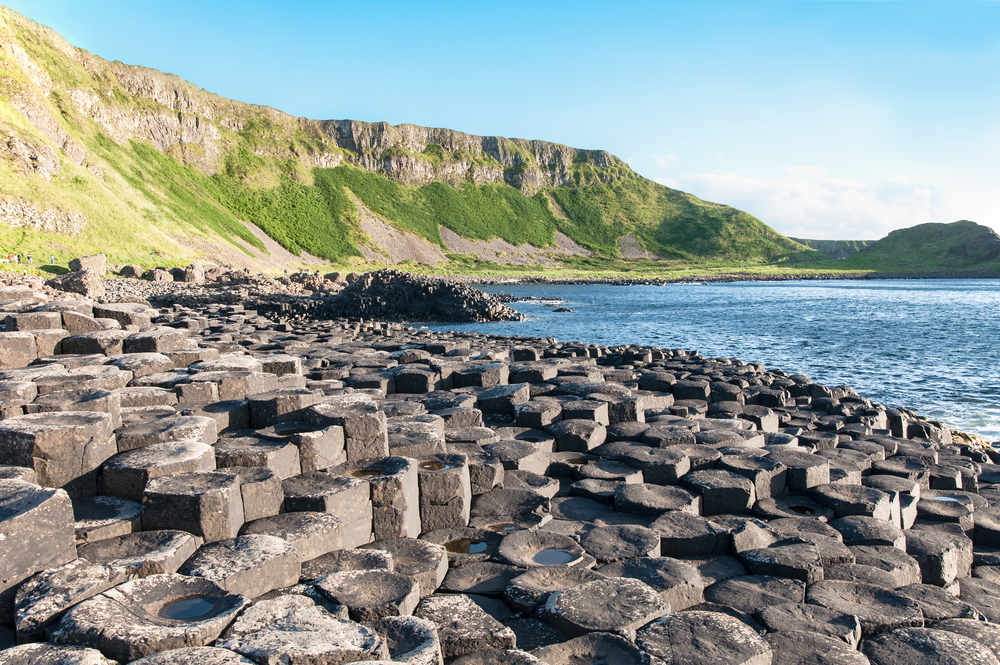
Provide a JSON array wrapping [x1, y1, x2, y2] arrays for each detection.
[[428, 279, 1000, 440]]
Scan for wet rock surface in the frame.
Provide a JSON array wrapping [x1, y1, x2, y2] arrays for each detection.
[[0, 271, 997, 663]]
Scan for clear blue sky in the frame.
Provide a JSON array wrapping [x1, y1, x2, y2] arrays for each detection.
[[7, 0, 999, 239]]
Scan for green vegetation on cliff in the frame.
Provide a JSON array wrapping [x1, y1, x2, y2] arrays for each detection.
[[0, 4, 924, 275], [790, 238, 873, 260], [841, 221, 1000, 272]]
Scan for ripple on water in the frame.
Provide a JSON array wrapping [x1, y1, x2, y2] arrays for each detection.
[[430, 279, 1000, 441]]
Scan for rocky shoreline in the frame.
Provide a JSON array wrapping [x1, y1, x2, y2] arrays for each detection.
[[0, 265, 998, 664], [456, 268, 1000, 287]]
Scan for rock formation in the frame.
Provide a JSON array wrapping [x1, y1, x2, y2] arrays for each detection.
[[0, 270, 997, 664]]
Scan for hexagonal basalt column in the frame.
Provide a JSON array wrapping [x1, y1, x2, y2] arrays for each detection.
[[414, 594, 515, 659], [0, 480, 76, 624], [216, 595, 387, 664], [47, 573, 249, 662], [315, 570, 420, 621], [142, 471, 245, 543], [76, 530, 203, 578], [636, 611, 772, 665], [0, 412, 115, 499], [282, 471, 373, 548], [101, 441, 216, 501], [329, 457, 421, 540], [14, 559, 126, 643], [0, 644, 116, 664], [115, 415, 217, 453], [538, 577, 668, 641], [178, 534, 300, 598], [241, 511, 342, 563], [417, 453, 472, 532], [26, 387, 122, 431], [257, 422, 345, 473], [213, 436, 301, 479], [305, 399, 389, 461], [246, 388, 323, 429]]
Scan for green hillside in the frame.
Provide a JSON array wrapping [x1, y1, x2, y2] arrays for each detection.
[[790, 238, 874, 260], [0, 4, 818, 270], [842, 221, 1000, 272]]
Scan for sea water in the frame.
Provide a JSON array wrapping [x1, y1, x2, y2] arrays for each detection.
[[427, 279, 1000, 440]]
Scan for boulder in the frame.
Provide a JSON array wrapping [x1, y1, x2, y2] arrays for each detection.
[[68, 255, 106, 274], [46, 271, 105, 299]]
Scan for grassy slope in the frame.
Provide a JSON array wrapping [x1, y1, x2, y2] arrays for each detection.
[[842, 221, 1000, 272], [0, 9, 271, 266], [790, 238, 874, 260], [0, 5, 830, 273]]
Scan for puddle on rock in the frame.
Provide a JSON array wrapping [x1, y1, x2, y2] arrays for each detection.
[[444, 538, 489, 554], [160, 597, 215, 620], [419, 461, 453, 471], [352, 469, 382, 478], [933, 496, 961, 502], [533, 549, 579, 565], [486, 523, 522, 533]]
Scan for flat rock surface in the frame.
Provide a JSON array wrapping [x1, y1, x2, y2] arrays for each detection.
[[539, 577, 668, 639], [217, 595, 388, 664], [636, 610, 772, 665]]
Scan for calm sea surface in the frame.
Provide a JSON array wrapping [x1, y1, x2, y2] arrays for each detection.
[[427, 279, 1000, 441]]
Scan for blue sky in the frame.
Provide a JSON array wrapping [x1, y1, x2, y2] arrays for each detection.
[[7, 0, 999, 239]]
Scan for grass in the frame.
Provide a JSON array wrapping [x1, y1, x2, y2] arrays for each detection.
[[92, 138, 265, 253], [309, 167, 558, 251], [210, 171, 361, 260], [790, 238, 874, 260], [841, 221, 1000, 272]]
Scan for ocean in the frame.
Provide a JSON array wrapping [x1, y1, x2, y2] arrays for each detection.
[[427, 279, 1000, 441]]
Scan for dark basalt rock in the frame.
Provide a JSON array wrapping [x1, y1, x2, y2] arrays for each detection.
[[216, 594, 388, 664], [862, 627, 1000, 665], [2, 271, 997, 665], [503, 565, 605, 614], [756, 602, 863, 648], [704, 574, 806, 616], [47, 573, 250, 662], [321, 269, 524, 323], [0, 643, 117, 664], [414, 594, 515, 659], [636, 611, 771, 665], [532, 632, 654, 665], [315, 570, 419, 620], [806, 580, 924, 637], [538, 577, 668, 639]]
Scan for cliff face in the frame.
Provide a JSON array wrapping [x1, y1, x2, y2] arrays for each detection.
[[2, 6, 619, 196], [0, 4, 813, 268], [319, 119, 620, 191]]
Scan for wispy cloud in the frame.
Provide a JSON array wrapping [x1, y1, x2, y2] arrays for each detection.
[[651, 153, 677, 169], [657, 167, 949, 240]]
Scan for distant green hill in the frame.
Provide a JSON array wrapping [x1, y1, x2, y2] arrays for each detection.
[[789, 238, 874, 260], [0, 4, 815, 270], [841, 220, 1000, 272]]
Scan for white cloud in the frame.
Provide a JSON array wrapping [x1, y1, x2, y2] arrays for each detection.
[[651, 153, 676, 169], [656, 167, 950, 240]]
